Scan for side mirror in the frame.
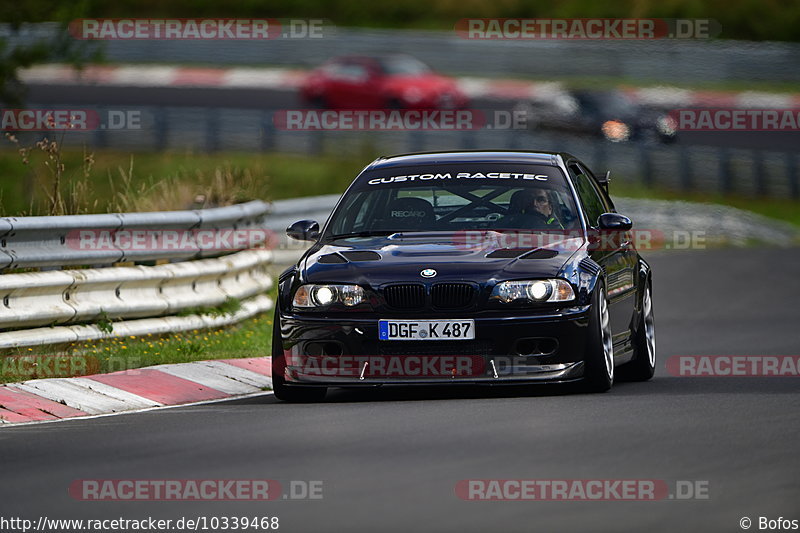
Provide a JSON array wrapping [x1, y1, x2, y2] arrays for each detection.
[[597, 213, 632, 231], [286, 220, 320, 242]]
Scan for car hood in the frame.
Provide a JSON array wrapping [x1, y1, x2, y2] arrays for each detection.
[[301, 234, 583, 286]]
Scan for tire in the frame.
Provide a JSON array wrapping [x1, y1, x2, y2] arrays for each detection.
[[271, 309, 327, 403], [582, 282, 614, 392], [618, 280, 656, 382]]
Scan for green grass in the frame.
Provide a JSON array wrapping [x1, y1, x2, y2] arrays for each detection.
[[0, 148, 367, 215], [2, 147, 798, 227], [612, 182, 800, 227]]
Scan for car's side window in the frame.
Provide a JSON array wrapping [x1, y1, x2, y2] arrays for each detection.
[[325, 62, 369, 82], [577, 163, 615, 213], [569, 163, 606, 228]]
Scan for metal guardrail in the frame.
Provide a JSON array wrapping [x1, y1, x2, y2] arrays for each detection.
[[22, 104, 795, 199], [0, 200, 270, 270], [0, 202, 276, 348], [6, 24, 800, 84], [0, 249, 273, 331]]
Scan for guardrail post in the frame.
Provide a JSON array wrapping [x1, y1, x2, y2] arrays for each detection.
[[787, 152, 799, 199], [93, 106, 108, 148], [638, 143, 653, 188], [752, 150, 767, 196], [206, 108, 220, 153], [506, 128, 523, 150], [461, 130, 476, 150], [310, 130, 324, 155], [679, 145, 693, 191], [408, 131, 426, 152], [154, 107, 168, 150], [261, 111, 275, 152], [719, 147, 733, 195]]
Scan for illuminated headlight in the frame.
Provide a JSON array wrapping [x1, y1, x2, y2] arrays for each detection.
[[656, 115, 677, 136], [492, 279, 575, 303], [293, 284, 366, 308], [601, 120, 631, 142]]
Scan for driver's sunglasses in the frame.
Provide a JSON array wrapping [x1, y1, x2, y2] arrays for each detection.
[[534, 195, 550, 204]]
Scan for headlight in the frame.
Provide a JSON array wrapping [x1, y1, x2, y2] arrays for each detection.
[[656, 115, 677, 136], [492, 279, 575, 303], [601, 120, 631, 142], [293, 284, 366, 308]]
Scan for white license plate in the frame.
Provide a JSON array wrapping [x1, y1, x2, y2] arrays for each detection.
[[378, 319, 475, 341]]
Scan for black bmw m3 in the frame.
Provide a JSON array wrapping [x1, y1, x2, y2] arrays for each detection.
[[273, 150, 656, 401]]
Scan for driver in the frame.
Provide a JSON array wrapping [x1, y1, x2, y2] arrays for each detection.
[[507, 189, 563, 229], [530, 188, 563, 228]]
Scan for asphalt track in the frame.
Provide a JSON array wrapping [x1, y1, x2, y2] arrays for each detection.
[[1, 247, 799, 533], [24, 84, 800, 151]]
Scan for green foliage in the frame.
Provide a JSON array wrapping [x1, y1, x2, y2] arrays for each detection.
[[96, 310, 114, 334], [0, 2, 102, 106]]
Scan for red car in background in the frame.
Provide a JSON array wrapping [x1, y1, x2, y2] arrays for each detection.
[[299, 55, 468, 110]]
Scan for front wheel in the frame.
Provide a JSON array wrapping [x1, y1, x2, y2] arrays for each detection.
[[582, 282, 614, 392], [618, 281, 656, 381], [271, 310, 327, 403]]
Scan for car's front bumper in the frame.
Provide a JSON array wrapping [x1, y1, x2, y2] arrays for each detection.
[[276, 306, 591, 386]]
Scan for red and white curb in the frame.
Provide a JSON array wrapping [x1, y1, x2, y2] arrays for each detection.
[[0, 357, 271, 426], [20, 64, 800, 109]]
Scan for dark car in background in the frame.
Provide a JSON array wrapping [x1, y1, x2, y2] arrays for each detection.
[[273, 150, 656, 402], [299, 54, 468, 110], [515, 89, 677, 143]]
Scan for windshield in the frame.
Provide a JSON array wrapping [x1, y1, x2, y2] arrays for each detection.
[[325, 163, 581, 239], [380, 56, 431, 76]]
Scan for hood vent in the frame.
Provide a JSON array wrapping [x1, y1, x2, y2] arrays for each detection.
[[318, 250, 382, 264], [317, 253, 347, 264], [521, 249, 559, 260], [341, 250, 381, 262], [486, 249, 528, 259]]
